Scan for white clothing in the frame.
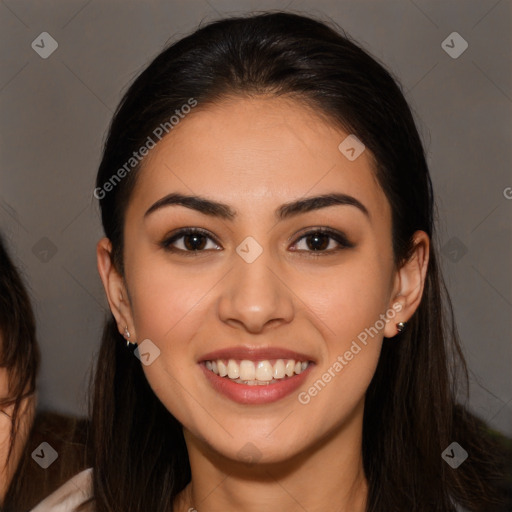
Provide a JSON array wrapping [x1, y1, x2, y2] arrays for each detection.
[[29, 468, 93, 512]]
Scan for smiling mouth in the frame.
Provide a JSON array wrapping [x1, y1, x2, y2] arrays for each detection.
[[204, 358, 311, 386]]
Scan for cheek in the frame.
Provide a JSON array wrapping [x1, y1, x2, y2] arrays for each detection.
[[127, 255, 215, 343], [125, 258, 216, 418], [298, 253, 393, 403], [306, 256, 393, 347]]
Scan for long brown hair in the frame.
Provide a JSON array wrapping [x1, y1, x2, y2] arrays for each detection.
[[0, 238, 90, 512], [89, 12, 512, 511], [0, 235, 39, 468]]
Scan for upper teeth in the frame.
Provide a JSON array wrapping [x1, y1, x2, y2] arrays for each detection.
[[205, 359, 309, 382]]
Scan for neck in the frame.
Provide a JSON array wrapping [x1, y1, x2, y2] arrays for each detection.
[[174, 400, 368, 512]]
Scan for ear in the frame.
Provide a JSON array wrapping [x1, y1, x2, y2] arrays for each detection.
[[384, 230, 430, 338], [96, 238, 137, 342]]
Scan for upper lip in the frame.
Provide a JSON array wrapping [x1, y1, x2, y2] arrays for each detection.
[[198, 346, 316, 363]]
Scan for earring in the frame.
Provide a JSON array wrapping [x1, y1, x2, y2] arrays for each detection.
[[124, 326, 131, 347], [396, 321, 407, 334]]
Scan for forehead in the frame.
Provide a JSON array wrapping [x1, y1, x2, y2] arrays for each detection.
[[127, 95, 388, 219]]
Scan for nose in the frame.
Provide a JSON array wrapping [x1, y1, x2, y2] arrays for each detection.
[[216, 246, 295, 334]]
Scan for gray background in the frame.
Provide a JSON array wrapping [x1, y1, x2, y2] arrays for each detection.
[[0, 0, 510, 435]]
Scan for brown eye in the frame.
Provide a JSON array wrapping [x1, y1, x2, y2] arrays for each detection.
[[161, 228, 221, 254], [291, 228, 354, 255], [304, 232, 331, 251], [182, 233, 207, 251]]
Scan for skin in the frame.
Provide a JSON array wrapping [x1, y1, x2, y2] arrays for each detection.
[[97, 95, 429, 512], [0, 337, 36, 504]]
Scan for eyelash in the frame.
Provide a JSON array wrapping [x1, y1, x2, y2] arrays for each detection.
[[160, 227, 354, 257]]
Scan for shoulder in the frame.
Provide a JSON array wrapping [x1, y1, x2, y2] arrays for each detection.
[[6, 410, 90, 510], [29, 467, 94, 512]]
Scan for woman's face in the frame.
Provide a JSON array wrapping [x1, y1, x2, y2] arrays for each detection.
[[106, 96, 411, 463]]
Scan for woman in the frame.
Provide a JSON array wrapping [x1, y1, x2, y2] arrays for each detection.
[[0, 236, 39, 503], [0, 236, 89, 512], [33, 11, 512, 512]]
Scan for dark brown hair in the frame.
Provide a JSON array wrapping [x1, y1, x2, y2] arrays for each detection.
[[0, 235, 39, 466], [3, 411, 89, 512], [0, 238, 90, 512], [90, 11, 512, 512]]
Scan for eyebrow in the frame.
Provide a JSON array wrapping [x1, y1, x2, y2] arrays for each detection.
[[144, 192, 370, 221]]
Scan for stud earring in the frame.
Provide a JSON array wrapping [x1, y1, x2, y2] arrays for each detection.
[[396, 321, 407, 334]]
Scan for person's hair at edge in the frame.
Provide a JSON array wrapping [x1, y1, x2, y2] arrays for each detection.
[[0, 238, 89, 512], [87, 11, 512, 512], [0, 235, 39, 480]]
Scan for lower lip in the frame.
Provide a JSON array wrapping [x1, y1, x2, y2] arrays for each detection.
[[200, 363, 314, 405]]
